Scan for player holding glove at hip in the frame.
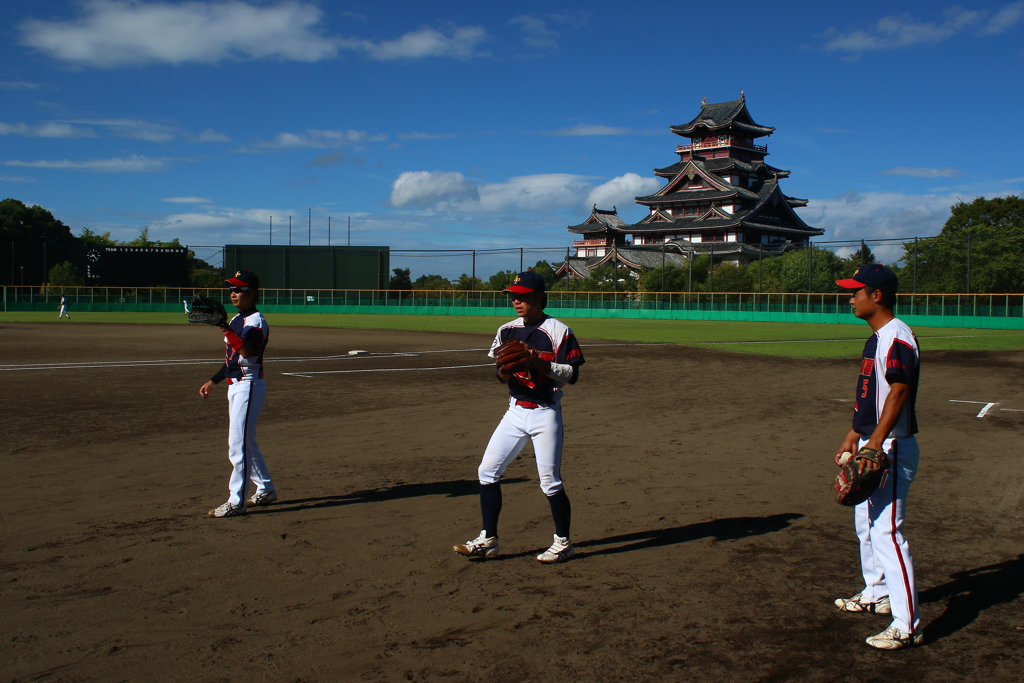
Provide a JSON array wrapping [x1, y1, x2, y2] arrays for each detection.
[[196, 270, 277, 518], [833, 264, 922, 650], [453, 271, 585, 563]]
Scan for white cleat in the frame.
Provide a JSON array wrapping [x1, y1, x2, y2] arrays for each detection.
[[207, 501, 247, 518], [835, 593, 891, 614], [536, 534, 574, 563], [248, 489, 278, 507], [453, 531, 499, 559], [866, 625, 923, 650]]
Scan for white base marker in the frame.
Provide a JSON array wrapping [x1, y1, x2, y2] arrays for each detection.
[[949, 400, 998, 417]]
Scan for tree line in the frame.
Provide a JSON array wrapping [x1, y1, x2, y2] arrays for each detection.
[[1, 198, 223, 287], [6, 195, 1022, 294]]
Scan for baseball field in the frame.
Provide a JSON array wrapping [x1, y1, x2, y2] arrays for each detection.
[[2, 314, 1023, 681]]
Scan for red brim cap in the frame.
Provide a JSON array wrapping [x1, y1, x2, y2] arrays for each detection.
[[504, 285, 535, 293], [835, 278, 867, 289], [224, 278, 249, 287]]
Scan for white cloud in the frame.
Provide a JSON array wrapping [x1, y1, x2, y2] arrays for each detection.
[[980, 1, 1024, 35], [587, 173, 661, 209], [821, 4, 1020, 54], [68, 118, 178, 142], [193, 129, 230, 143], [396, 132, 458, 141], [542, 124, 660, 136], [0, 81, 45, 90], [0, 175, 37, 182], [19, 0, 338, 67], [3, 155, 169, 173], [341, 25, 488, 60], [390, 171, 479, 208], [162, 196, 211, 204], [0, 121, 96, 138], [800, 190, 962, 242], [391, 170, 660, 214], [509, 15, 560, 53], [247, 129, 387, 150], [880, 167, 962, 178]]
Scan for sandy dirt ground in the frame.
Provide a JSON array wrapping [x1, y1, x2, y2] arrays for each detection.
[[2, 321, 1023, 682]]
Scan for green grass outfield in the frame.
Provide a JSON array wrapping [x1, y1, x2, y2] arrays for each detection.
[[3, 311, 1022, 358]]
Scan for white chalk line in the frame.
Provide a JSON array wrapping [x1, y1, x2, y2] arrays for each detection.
[[0, 343, 661, 373], [282, 363, 493, 377], [702, 334, 1011, 346], [949, 400, 1004, 418]]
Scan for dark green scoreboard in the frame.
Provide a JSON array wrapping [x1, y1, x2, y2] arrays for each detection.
[[223, 245, 390, 290], [84, 246, 189, 287]]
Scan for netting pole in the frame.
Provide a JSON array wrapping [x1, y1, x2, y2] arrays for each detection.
[[966, 234, 971, 295], [709, 243, 714, 293], [269, 216, 273, 245], [471, 250, 476, 291], [519, 247, 523, 272]]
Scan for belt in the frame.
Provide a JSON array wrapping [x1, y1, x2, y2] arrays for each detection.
[[515, 399, 551, 409]]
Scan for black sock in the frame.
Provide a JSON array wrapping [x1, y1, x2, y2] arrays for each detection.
[[480, 482, 502, 538], [546, 489, 571, 538]]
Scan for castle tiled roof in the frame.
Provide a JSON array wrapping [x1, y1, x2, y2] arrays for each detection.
[[671, 96, 774, 138], [566, 205, 627, 234]]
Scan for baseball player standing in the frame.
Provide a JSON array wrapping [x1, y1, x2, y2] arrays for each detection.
[[58, 294, 70, 319], [833, 264, 922, 649], [197, 270, 277, 517], [453, 271, 585, 563]]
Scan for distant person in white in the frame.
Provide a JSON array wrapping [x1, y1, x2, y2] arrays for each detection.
[[58, 295, 71, 320], [183, 299, 190, 314]]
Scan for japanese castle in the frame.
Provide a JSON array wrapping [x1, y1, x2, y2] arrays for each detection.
[[557, 93, 823, 278]]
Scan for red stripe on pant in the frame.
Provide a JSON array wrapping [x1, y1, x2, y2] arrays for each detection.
[[889, 441, 916, 633]]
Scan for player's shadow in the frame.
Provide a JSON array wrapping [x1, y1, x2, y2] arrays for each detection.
[[573, 513, 804, 558], [252, 478, 530, 515], [920, 553, 1024, 643]]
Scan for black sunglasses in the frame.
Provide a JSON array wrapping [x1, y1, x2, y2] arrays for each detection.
[[228, 286, 252, 293]]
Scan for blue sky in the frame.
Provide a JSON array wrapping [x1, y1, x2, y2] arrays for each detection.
[[2, 0, 1023, 276]]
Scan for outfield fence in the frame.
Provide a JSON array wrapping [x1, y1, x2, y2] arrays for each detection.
[[5, 286, 1024, 329]]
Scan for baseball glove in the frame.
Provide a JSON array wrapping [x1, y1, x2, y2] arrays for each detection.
[[833, 446, 891, 506], [186, 294, 227, 327], [493, 339, 534, 373]]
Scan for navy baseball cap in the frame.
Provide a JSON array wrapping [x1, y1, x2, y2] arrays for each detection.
[[225, 269, 260, 289], [836, 263, 898, 294], [504, 270, 545, 294]]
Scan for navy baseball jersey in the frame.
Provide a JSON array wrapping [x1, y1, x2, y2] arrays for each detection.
[[852, 318, 919, 438], [224, 307, 269, 382], [489, 314, 584, 404]]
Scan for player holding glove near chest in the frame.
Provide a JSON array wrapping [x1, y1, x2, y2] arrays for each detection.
[[197, 270, 277, 517], [453, 271, 585, 563], [833, 264, 922, 650]]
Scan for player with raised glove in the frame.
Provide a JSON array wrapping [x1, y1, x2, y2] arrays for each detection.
[[195, 270, 277, 518], [186, 294, 227, 327]]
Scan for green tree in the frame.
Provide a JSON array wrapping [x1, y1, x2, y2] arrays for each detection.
[[901, 196, 1024, 293], [48, 261, 82, 286], [747, 247, 847, 293], [389, 267, 412, 290], [454, 273, 484, 290], [530, 260, 557, 287], [486, 270, 517, 291], [709, 261, 752, 292], [0, 198, 77, 243], [78, 227, 120, 245], [639, 264, 690, 292], [413, 274, 452, 290]]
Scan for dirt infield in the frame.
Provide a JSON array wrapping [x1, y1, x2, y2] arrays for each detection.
[[2, 321, 1023, 682]]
